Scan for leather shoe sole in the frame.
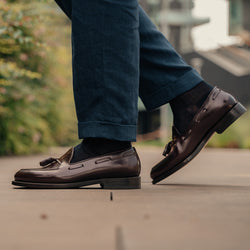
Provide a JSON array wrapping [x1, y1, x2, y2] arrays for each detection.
[[12, 176, 141, 189]]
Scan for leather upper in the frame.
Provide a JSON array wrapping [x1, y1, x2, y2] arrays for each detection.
[[151, 87, 237, 179], [15, 147, 141, 183]]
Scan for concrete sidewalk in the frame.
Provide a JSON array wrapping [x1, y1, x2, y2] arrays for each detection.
[[0, 146, 250, 250]]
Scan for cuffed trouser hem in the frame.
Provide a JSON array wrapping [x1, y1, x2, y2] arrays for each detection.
[[141, 69, 204, 110], [78, 121, 137, 142]]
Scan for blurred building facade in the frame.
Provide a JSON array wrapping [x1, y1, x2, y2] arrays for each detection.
[[183, 0, 250, 106]]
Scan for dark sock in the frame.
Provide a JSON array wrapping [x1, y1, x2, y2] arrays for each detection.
[[70, 138, 132, 163], [170, 81, 213, 134]]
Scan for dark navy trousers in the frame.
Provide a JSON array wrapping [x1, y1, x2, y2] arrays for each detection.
[[55, 0, 203, 141]]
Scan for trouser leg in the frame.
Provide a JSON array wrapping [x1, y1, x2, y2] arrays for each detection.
[[55, 0, 140, 141], [138, 7, 203, 110]]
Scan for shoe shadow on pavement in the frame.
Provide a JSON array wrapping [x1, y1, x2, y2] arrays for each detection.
[[12, 186, 102, 190], [157, 183, 250, 189]]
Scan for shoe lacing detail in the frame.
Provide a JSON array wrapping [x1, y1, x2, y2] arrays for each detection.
[[163, 126, 180, 156], [163, 139, 177, 156]]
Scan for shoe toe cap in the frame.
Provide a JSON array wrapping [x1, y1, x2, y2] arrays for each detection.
[[14, 169, 38, 182]]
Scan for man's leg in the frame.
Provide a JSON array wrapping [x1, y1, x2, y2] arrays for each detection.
[[136, 9, 246, 184], [138, 6, 203, 110], [134, 9, 245, 184], [12, 0, 142, 189], [55, 0, 141, 164], [73, 0, 140, 142], [137, 7, 214, 134], [56, 0, 140, 142]]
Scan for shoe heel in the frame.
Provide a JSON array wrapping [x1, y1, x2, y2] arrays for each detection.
[[100, 176, 141, 189], [216, 102, 247, 134]]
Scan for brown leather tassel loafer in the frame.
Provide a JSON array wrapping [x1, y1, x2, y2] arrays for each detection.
[[151, 87, 247, 184], [12, 147, 141, 189]]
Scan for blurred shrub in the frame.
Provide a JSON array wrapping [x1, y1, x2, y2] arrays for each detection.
[[0, 0, 77, 155]]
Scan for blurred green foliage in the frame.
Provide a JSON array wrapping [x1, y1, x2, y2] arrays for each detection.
[[0, 0, 77, 155], [207, 107, 250, 149]]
